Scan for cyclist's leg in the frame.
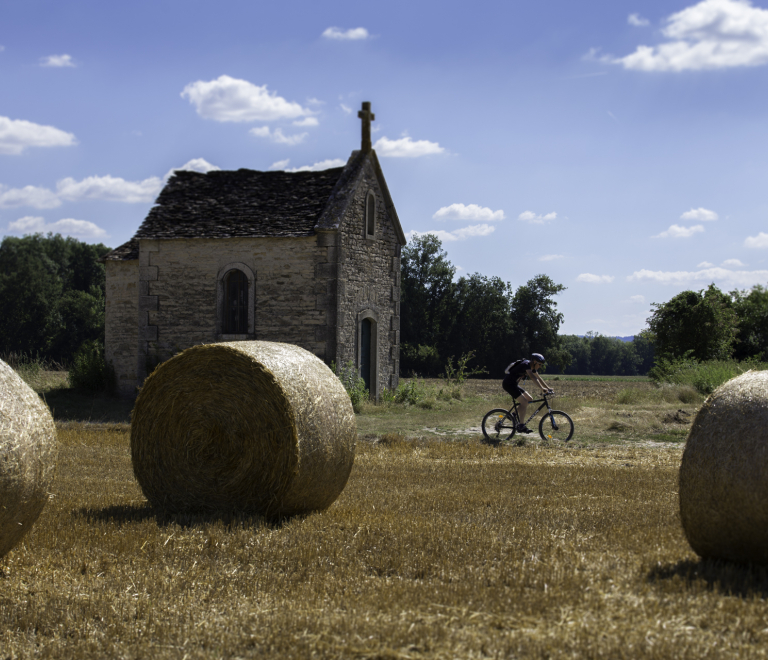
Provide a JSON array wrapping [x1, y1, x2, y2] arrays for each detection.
[[516, 390, 533, 423]]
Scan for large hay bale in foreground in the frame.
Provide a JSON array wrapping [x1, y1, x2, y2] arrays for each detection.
[[0, 360, 58, 559], [131, 341, 356, 518], [680, 370, 768, 563]]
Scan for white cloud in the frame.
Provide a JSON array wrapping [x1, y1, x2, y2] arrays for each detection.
[[253, 126, 303, 143], [722, 258, 745, 267], [40, 54, 75, 67], [406, 224, 495, 243], [628, 13, 651, 26], [7, 215, 107, 239], [681, 206, 718, 221], [286, 158, 346, 172], [164, 158, 220, 181], [432, 203, 505, 222], [614, 0, 768, 71], [539, 254, 563, 261], [56, 175, 163, 203], [577, 273, 615, 284], [0, 115, 77, 155], [293, 117, 319, 127], [249, 126, 307, 146], [629, 295, 646, 303], [0, 185, 61, 208], [373, 136, 444, 158], [322, 27, 370, 40], [629, 266, 768, 287], [270, 159, 291, 170], [745, 232, 768, 248], [697, 261, 715, 267], [653, 223, 705, 238], [340, 103, 352, 115], [181, 75, 310, 122], [518, 210, 557, 224]]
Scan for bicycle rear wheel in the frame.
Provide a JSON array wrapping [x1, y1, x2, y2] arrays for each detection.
[[539, 410, 574, 442], [482, 409, 517, 445]]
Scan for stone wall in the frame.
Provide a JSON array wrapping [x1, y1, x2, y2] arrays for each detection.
[[336, 159, 401, 397], [136, 235, 334, 383], [105, 259, 139, 397]]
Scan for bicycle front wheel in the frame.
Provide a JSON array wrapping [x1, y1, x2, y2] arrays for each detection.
[[482, 409, 517, 445], [539, 410, 574, 442]]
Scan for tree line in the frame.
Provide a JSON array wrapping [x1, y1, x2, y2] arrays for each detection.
[[400, 234, 570, 378], [401, 235, 768, 377], [0, 234, 110, 365], [645, 283, 768, 363], [3, 233, 767, 379]]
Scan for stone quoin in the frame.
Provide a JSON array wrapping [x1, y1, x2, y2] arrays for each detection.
[[103, 102, 405, 399]]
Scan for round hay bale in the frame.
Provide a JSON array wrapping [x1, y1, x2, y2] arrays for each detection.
[[131, 341, 356, 518], [680, 370, 768, 563], [0, 359, 58, 559]]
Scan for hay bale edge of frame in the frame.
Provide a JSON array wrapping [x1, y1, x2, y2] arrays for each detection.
[[679, 369, 768, 564], [0, 359, 58, 559]]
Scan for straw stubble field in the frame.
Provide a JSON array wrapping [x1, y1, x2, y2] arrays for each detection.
[[3, 378, 768, 658]]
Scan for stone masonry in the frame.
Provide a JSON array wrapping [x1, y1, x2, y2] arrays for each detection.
[[103, 102, 405, 398]]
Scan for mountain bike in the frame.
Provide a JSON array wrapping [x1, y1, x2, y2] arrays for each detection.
[[481, 391, 574, 445]]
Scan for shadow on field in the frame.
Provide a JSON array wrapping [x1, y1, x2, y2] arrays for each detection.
[[75, 503, 281, 530], [43, 387, 133, 423], [649, 558, 768, 598]]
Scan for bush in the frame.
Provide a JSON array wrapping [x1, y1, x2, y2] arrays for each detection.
[[69, 340, 115, 393], [442, 350, 487, 385], [649, 356, 768, 395], [400, 343, 442, 377], [332, 360, 369, 413]]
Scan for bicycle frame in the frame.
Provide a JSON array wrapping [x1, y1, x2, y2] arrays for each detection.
[[508, 394, 557, 428]]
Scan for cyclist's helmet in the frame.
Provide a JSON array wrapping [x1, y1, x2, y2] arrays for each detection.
[[531, 353, 546, 364]]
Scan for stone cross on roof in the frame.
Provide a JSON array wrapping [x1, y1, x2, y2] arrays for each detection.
[[358, 101, 375, 153]]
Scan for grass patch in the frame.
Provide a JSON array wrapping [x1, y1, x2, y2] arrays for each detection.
[[2, 427, 764, 657], [650, 357, 768, 395]]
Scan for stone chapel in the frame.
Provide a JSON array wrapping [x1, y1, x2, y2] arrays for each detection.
[[103, 102, 405, 398]]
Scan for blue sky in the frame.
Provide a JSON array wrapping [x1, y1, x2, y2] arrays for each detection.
[[2, 0, 768, 336]]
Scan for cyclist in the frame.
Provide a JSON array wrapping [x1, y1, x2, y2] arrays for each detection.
[[502, 353, 554, 433]]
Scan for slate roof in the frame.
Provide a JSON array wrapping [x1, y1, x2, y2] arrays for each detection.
[[104, 238, 139, 261], [104, 149, 405, 261], [140, 167, 345, 239]]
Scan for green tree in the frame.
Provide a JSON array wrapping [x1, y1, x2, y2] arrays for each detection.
[[399, 236, 569, 377], [0, 234, 111, 363], [731, 285, 768, 360], [509, 275, 570, 372], [400, 234, 456, 374], [647, 284, 738, 361], [443, 274, 514, 377], [631, 330, 655, 374], [559, 334, 591, 374]]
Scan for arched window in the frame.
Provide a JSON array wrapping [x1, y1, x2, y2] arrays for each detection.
[[224, 269, 248, 334], [216, 262, 255, 339], [365, 191, 376, 238]]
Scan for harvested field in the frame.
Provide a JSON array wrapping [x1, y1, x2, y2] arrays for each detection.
[[3, 415, 768, 658]]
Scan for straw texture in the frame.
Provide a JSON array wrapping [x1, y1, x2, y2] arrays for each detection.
[[131, 341, 356, 518], [0, 359, 58, 559], [679, 370, 768, 563]]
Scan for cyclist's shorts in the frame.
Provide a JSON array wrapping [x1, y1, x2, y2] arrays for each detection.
[[502, 380, 527, 400]]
